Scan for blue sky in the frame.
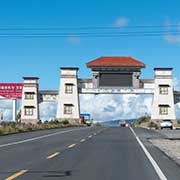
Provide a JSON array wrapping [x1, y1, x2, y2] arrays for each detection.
[[0, 0, 180, 90], [0, 0, 180, 121]]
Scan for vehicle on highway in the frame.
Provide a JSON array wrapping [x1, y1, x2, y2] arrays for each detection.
[[86, 119, 92, 126], [160, 119, 173, 129], [119, 120, 126, 127], [80, 113, 92, 126]]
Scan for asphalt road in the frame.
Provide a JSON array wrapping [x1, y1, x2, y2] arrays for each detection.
[[0, 126, 180, 180]]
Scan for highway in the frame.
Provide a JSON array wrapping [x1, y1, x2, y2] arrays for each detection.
[[1, 126, 180, 180]]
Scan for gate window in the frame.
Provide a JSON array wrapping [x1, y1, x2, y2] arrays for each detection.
[[159, 105, 169, 115], [24, 106, 34, 116], [65, 84, 73, 94], [159, 85, 169, 95], [64, 104, 73, 114], [25, 92, 35, 99]]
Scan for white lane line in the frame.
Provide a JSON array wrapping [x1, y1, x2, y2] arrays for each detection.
[[129, 127, 167, 180], [0, 128, 85, 149], [88, 135, 92, 138], [80, 139, 86, 142]]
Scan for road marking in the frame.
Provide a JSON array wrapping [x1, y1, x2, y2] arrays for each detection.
[[0, 128, 85, 149], [130, 127, 167, 180], [5, 170, 28, 180], [80, 139, 86, 142], [47, 152, 60, 159], [68, 144, 76, 148], [88, 135, 92, 138]]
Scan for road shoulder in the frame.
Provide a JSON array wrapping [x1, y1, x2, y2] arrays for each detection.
[[133, 127, 180, 180]]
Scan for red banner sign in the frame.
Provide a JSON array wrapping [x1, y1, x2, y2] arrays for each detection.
[[0, 83, 23, 99]]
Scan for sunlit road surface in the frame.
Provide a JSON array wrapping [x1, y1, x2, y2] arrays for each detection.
[[1, 126, 180, 180]]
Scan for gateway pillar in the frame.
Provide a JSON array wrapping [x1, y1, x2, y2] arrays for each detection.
[[21, 77, 40, 124], [56, 67, 80, 122], [151, 68, 176, 121], [12, 99, 17, 121]]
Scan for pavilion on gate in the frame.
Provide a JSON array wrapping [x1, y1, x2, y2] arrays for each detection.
[[86, 56, 146, 88]]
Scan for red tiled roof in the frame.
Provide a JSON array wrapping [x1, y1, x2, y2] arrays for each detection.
[[86, 56, 146, 68]]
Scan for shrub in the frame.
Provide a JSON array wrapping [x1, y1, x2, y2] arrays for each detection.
[[177, 119, 180, 124], [95, 123, 102, 127], [49, 119, 60, 125], [16, 110, 21, 122], [0, 118, 72, 135], [17, 128, 26, 133], [44, 120, 49, 124], [148, 121, 159, 129], [133, 116, 150, 126], [61, 119, 69, 125], [27, 127, 33, 131]]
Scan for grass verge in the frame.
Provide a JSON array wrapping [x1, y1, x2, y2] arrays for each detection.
[[0, 119, 80, 135]]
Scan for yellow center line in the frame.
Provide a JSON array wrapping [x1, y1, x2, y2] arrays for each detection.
[[80, 139, 86, 142], [68, 143, 76, 148], [47, 152, 60, 159], [5, 170, 28, 180]]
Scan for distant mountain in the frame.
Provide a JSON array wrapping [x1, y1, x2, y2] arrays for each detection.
[[101, 119, 136, 127]]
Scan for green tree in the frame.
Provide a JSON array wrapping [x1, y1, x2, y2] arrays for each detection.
[[16, 110, 21, 123]]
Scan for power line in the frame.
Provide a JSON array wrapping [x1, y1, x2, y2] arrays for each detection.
[[0, 30, 179, 35], [0, 24, 179, 30], [0, 24, 179, 38], [0, 33, 178, 38]]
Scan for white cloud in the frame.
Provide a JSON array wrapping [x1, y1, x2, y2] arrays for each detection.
[[38, 95, 153, 122], [164, 34, 180, 44], [0, 100, 57, 122], [80, 94, 152, 121], [175, 103, 180, 118], [173, 77, 180, 90], [2, 83, 180, 122], [39, 102, 57, 122], [163, 20, 180, 44], [0, 100, 12, 121], [0, 99, 22, 121], [177, 22, 180, 31], [67, 36, 80, 44], [114, 17, 129, 27], [80, 94, 180, 121]]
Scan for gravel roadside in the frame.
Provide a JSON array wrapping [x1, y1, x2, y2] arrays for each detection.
[[150, 139, 180, 166]]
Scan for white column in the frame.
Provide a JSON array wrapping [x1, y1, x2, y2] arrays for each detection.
[[21, 77, 40, 124], [12, 99, 17, 121], [151, 68, 176, 121], [56, 67, 80, 122]]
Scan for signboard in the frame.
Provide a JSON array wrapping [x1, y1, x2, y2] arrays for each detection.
[[80, 114, 91, 120], [0, 83, 23, 99], [80, 113, 92, 126]]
